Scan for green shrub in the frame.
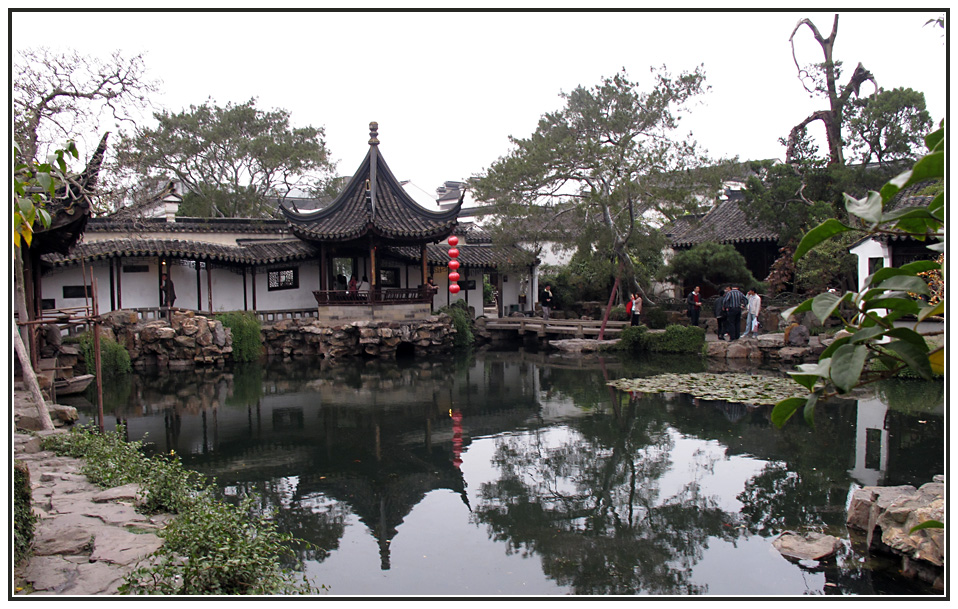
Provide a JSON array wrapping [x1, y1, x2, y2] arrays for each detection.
[[43, 424, 146, 488], [614, 324, 705, 355], [615, 325, 650, 352], [650, 324, 706, 353], [122, 493, 317, 595], [644, 307, 668, 329], [14, 461, 35, 566], [79, 333, 132, 378], [440, 301, 474, 349], [216, 311, 263, 362], [43, 425, 317, 594]]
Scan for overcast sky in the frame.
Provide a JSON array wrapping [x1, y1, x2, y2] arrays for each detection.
[[11, 8, 947, 201]]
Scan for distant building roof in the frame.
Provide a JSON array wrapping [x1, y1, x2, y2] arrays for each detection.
[[667, 199, 779, 247]]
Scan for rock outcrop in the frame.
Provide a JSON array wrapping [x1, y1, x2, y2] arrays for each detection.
[[100, 310, 232, 369], [846, 477, 945, 590], [260, 315, 457, 359]]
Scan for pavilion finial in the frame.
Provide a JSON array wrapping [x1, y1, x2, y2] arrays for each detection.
[[369, 122, 379, 146]]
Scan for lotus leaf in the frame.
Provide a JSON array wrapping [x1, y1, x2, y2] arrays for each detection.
[[608, 373, 804, 406]]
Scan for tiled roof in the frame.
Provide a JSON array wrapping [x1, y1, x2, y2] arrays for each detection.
[[668, 200, 778, 247], [387, 243, 534, 269], [41, 238, 318, 267], [86, 216, 291, 234], [280, 126, 460, 243]]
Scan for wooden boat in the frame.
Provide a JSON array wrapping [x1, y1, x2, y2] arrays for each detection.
[[54, 374, 94, 396]]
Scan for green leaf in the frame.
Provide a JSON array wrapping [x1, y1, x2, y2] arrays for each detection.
[[884, 327, 930, 349], [819, 335, 851, 360], [36, 172, 52, 192], [793, 219, 854, 260], [908, 151, 944, 182], [845, 326, 887, 345], [36, 207, 51, 228], [771, 397, 805, 428], [879, 170, 910, 203], [802, 392, 819, 427], [830, 344, 868, 393], [884, 339, 933, 380], [918, 301, 944, 321], [863, 297, 920, 316], [880, 206, 942, 225], [874, 275, 930, 296], [811, 291, 849, 323], [899, 259, 940, 274], [910, 520, 943, 533], [782, 298, 814, 322], [928, 192, 943, 218], [844, 191, 882, 225], [787, 359, 831, 390], [924, 126, 943, 152]]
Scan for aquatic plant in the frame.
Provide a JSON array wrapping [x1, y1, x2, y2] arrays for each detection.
[[608, 372, 805, 406]]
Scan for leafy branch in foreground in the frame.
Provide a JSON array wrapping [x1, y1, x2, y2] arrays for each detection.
[[772, 124, 943, 427]]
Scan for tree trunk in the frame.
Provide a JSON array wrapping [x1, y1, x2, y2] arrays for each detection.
[[598, 277, 620, 341], [13, 320, 55, 431], [14, 248, 31, 363]]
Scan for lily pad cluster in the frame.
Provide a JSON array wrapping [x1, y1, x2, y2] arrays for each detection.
[[608, 373, 804, 406]]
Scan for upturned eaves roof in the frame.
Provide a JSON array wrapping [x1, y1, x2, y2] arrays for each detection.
[[280, 146, 460, 243]]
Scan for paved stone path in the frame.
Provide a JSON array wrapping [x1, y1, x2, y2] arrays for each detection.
[[13, 431, 171, 596]]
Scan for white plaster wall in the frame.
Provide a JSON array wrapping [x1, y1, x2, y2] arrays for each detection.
[[40, 260, 114, 312], [252, 262, 321, 310], [849, 238, 888, 291]]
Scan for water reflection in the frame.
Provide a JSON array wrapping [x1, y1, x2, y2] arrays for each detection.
[[68, 351, 944, 596]]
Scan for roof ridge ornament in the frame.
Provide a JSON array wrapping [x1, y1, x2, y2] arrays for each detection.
[[368, 122, 378, 219]]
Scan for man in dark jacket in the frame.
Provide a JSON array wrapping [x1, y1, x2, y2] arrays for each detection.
[[686, 286, 701, 327], [714, 287, 729, 340], [722, 286, 747, 340]]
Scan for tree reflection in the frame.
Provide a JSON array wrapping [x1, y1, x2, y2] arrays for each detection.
[[473, 393, 738, 595]]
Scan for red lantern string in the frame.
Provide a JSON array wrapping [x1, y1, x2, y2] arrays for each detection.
[[448, 236, 460, 293]]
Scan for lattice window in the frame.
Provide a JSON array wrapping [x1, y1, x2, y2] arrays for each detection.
[[268, 267, 299, 291]]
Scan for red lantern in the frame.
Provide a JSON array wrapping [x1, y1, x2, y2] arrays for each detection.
[[448, 248, 459, 258], [448, 259, 460, 271], [448, 235, 459, 247], [449, 284, 461, 294], [448, 272, 460, 282]]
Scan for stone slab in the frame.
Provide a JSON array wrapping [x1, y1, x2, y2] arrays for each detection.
[[90, 527, 164, 566], [773, 531, 841, 561]]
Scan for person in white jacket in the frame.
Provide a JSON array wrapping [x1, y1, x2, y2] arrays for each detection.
[[746, 289, 761, 338]]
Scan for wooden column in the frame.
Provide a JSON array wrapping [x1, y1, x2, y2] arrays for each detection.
[[242, 268, 248, 311], [116, 258, 123, 310], [421, 244, 428, 285], [251, 267, 257, 311], [320, 244, 328, 291], [207, 261, 213, 312], [109, 259, 116, 311], [369, 241, 377, 287], [195, 260, 202, 310]]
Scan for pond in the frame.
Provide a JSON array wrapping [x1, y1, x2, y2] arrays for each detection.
[[67, 349, 945, 596]]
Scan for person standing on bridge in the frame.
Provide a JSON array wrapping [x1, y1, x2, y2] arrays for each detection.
[[541, 285, 554, 320]]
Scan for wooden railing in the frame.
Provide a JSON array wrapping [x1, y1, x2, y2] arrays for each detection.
[[484, 318, 630, 339], [312, 287, 432, 306]]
